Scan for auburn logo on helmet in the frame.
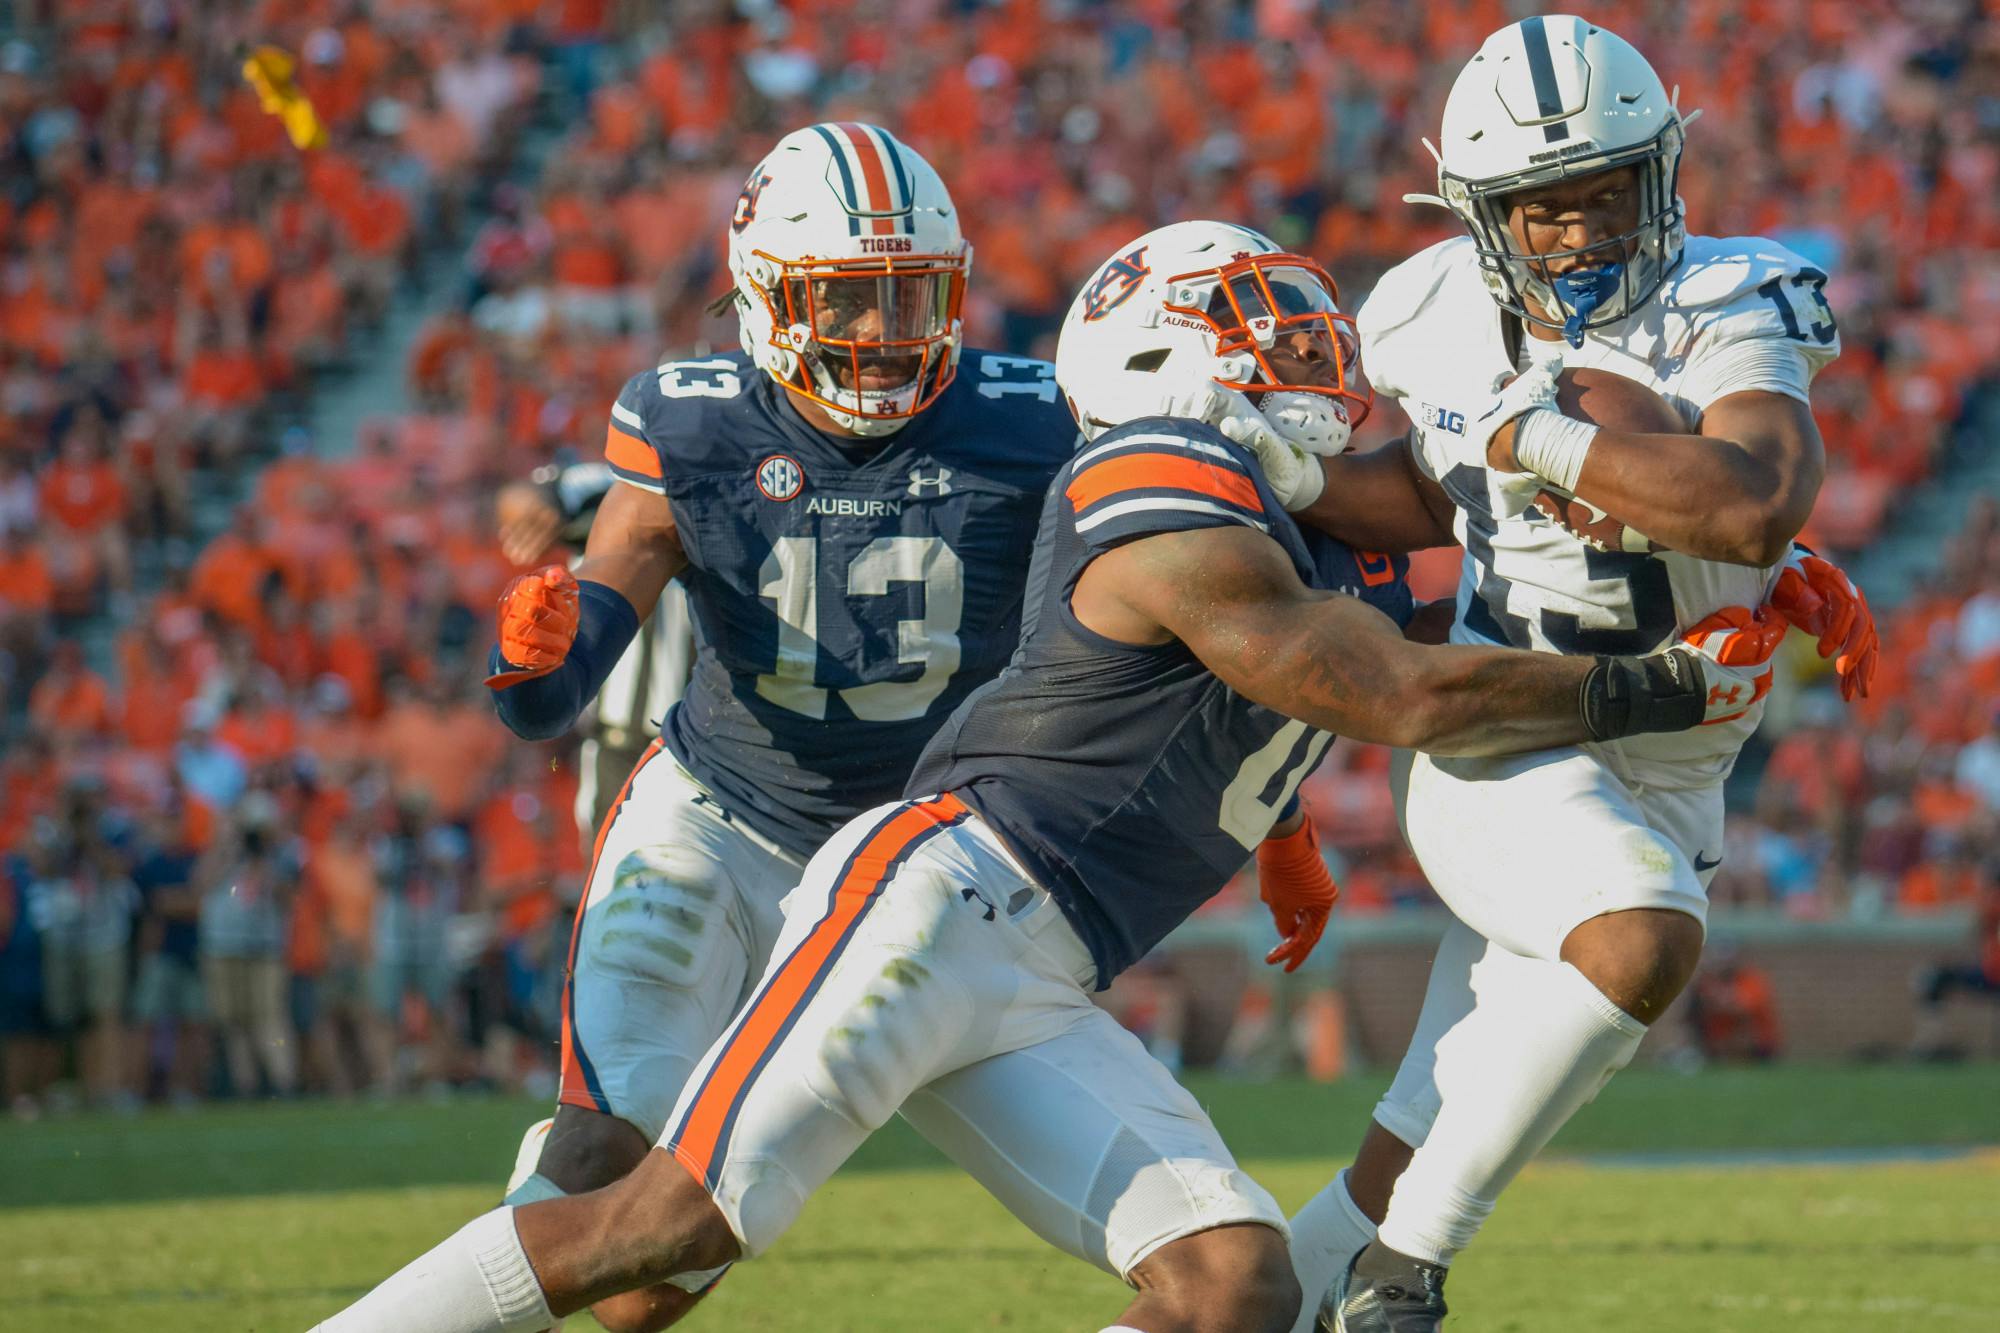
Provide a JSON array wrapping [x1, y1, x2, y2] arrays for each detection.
[[1080, 246, 1150, 322], [732, 171, 774, 233]]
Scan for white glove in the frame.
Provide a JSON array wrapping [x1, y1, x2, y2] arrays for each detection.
[[1455, 357, 1562, 475], [1165, 383, 1335, 513]]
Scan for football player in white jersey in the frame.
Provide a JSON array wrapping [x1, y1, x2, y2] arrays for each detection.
[[1190, 16, 1881, 1332]]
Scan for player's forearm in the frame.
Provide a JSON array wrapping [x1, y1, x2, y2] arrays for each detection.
[[1568, 429, 1816, 566], [1210, 597, 1593, 753], [1295, 446, 1456, 554]]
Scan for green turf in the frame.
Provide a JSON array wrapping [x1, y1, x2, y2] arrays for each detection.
[[3, 1065, 1997, 1331]]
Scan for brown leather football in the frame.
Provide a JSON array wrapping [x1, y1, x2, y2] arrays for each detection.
[[1530, 367, 1683, 554]]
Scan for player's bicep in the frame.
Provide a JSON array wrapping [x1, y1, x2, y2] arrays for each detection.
[[1698, 388, 1825, 537], [576, 480, 686, 618], [1105, 526, 1413, 728]]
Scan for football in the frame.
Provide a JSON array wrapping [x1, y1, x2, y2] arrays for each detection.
[[1529, 366, 1685, 554]]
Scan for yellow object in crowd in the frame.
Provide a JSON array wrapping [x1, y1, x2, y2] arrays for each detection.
[[242, 44, 326, 151]]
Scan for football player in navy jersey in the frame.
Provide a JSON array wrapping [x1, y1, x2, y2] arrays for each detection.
[[467, 123, 1098, 1332], [318, 221, 1792, 1333]]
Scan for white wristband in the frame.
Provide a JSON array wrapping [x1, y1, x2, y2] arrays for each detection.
[[1511, 409, 1599, 494]]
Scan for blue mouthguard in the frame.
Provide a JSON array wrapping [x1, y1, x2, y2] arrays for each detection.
[[1551, 263, 1625, 347]]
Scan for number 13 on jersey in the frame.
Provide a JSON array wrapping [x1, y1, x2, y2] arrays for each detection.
[[756, 536, 965, 722]]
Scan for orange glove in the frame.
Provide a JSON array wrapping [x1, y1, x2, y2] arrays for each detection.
[[486, 566, 580, 689], [1769, 547, 1878, 701], [1679, 604, 1789, 725], [1257, 816, 1339, 973]]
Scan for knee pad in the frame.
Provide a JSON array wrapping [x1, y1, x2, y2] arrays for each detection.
[[586, 845, 737, 992], [805, 949, 967, 1133]]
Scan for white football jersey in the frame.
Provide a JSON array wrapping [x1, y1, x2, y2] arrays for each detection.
[[1359, 234, 1840, 786]]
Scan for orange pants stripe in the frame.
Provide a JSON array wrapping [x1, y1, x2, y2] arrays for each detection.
[[668, 792, 968, 1184]]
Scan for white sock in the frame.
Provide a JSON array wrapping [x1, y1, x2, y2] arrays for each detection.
[[503, 1171, 567, 1208], [1285, 1168, 1377, 1333], [313, 1208, 554, 1333], [1375, 959, 1644, 1265]]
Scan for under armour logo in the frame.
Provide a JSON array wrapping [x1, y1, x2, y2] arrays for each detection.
[[1708, 684, 1743, 706], [907, 465, 953, 498], [960, 887, 995, 921]]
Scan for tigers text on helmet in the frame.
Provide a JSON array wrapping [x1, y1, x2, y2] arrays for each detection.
[[1408, 15, 1699, 345], [1054, 220, 1369, 449], [728, 123, 969, 437]]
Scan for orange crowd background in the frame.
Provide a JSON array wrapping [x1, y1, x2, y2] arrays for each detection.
[[1, 0, 1996, 1110]]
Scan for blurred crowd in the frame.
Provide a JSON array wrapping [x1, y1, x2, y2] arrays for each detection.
[[3, 0, 1998, 1112]]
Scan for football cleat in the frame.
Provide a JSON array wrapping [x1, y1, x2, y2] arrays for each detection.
[[1317, 1241, 1449, 1333]]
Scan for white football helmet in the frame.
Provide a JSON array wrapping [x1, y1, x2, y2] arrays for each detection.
[[728, 123, 969, 437], [1409, 15, 1698, 345], [1054, 220, 1369, 447]]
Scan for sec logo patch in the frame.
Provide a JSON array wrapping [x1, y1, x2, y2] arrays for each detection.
[[756, 454, 804, 501]]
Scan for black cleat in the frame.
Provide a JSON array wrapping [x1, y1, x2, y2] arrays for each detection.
[[1316, 1241, 1449, 1332]]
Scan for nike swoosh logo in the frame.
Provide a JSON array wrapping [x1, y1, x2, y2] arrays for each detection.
[[1692, 851, 1722, 873]]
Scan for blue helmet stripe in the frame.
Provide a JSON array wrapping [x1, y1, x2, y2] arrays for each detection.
[[811, 122, 862, 236], [875, 127, 914, 233], [1519, 16, 1570, 144]]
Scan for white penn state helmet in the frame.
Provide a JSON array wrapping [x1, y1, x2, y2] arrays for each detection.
[[1055, 220, 1369, 447], [728, 123, 970, 436], [1409, 15, 1699, 345]]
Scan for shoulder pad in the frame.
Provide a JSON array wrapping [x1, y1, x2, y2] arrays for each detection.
[[1662, 236, 1825, 315], [1357, 237, 1477, 399], [607, 353, 764, 486], [1065, 416, 1273, 548], [1665, 235, 1840, 366]]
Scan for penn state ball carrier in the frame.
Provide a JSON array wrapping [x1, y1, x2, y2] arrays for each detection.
[[482, 123, 1079, 1326], [1260, 19, 1882, 1333]]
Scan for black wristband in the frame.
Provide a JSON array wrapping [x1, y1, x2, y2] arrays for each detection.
[[1581, 651, 1706, 741]]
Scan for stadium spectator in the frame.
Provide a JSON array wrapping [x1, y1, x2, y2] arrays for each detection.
[[128, 802, 208, 1106], [31, 780, 138, 1110], [1910, 869, 2000, 1060], [197, 792, 300, 1099], [1684, 947, 1784, 1064], [368, 796, 460, 1094]]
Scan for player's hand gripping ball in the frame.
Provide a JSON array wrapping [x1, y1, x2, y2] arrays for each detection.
[[1523, 367, 1684, 555], [486, 565, 581, 688]]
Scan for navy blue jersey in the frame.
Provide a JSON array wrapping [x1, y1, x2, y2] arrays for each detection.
[[909, 417, 1412, 985], [605, 349, 1080, 858]]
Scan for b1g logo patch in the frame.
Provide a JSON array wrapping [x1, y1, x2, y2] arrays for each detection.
[[756, 454, 804, 501], [1420, 402, 1466, 435]]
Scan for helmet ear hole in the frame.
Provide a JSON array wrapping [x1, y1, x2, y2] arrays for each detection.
[[1123, 349, 1170, 373]]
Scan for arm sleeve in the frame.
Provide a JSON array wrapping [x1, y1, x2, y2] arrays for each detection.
[[489, 580, 641, 741]]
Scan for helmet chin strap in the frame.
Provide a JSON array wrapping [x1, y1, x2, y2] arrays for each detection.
[[1260, 390, 1353, 456]]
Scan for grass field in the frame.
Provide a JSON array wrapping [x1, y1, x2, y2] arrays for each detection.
[[4, 1064, 1997, 1331]]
